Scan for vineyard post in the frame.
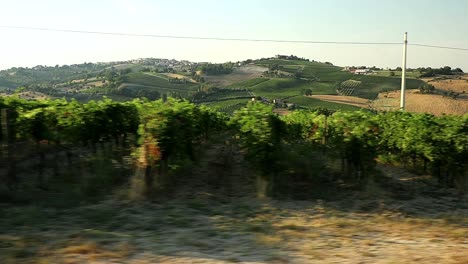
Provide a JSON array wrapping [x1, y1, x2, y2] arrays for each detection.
[[1, 108, 17, 186], [400, 32, 408, 110]]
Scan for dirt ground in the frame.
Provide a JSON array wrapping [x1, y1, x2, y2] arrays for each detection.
[[1, 143, 467, 264], [203, 65, 266, 87]]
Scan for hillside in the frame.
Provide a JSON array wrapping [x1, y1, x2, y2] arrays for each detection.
[[3, 56, 466, 115]]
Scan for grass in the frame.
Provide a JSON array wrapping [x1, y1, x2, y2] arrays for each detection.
[[240, 78, 335, 99], [228, 77, 269, 88], [287, 96, 364, 111], [374, 70, 422, 78], [193, 89, 252, 102]]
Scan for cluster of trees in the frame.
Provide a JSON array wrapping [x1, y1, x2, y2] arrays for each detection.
[[199, 63, 234, 75], [419, 83, 436, 94], [95, 68, 141, 89], [419, 66, 464, 77], [261, 64, 299, 78], [191, 72, 205, 83], [348, 66, 382, 71], [302, 88, 313, 96], [168, 77, 188, 84], [262, 71, 292, 78], [275, 55, 310, 61], [0, 62, 111, 89]]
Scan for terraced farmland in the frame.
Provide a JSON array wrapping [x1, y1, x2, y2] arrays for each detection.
[[202, 98, 250, 114], [120, 72, 200, 98], [192, 88, 253, 103], [249, 59, 425, 100], [338, 79, 362, 96], [124, 73, 197, 89]]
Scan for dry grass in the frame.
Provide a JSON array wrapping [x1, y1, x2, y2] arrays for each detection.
[[60, 242, 100, 254], [372, 90, 468, 115], [421, 75, 468, 94], [1, 195, 466, 264], [304, 92, 467, 115]]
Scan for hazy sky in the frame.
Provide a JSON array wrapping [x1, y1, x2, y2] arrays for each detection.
[[1, 0, 467, 70]]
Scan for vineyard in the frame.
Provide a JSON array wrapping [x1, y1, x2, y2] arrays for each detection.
[[1, 96, 467, 263], [1, 96, 466, 197], [192, 88, 253, 103], [337, 79, 361, 96], [203, 99, 251, 114]]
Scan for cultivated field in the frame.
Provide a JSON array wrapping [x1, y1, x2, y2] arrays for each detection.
[[203, 65, 266, 87]]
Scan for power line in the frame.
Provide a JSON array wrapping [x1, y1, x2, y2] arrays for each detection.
[[0, 25, 400, 45], [1, 25, 468, 51], [409, 43, 468, 51]]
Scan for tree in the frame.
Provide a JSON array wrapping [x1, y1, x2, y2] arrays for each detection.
[[441, 66, 452, 75], [302, 88, 312, 96], [389, 71, 395, 77], [420, 69, 435, 77], [419, 83, 435, 94]]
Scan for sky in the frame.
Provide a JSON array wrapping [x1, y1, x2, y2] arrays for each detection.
[[0, 0, 467, 70]]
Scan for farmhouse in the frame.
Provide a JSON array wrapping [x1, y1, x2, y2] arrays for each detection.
[[354, 69, 372, 75]]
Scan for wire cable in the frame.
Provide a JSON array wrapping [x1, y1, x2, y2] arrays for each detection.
[[0, 25, 400, 45], [409, 43, 468, 51], [2, 25, 468, 51]]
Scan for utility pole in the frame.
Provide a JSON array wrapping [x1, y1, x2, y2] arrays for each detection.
[[400, 32, 408, 110]]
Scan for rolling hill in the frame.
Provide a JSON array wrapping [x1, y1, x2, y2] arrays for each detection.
[[3, 56, 463, 115]]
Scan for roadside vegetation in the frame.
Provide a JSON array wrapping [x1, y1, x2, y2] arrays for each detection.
[[1, 96, 467, 263]]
